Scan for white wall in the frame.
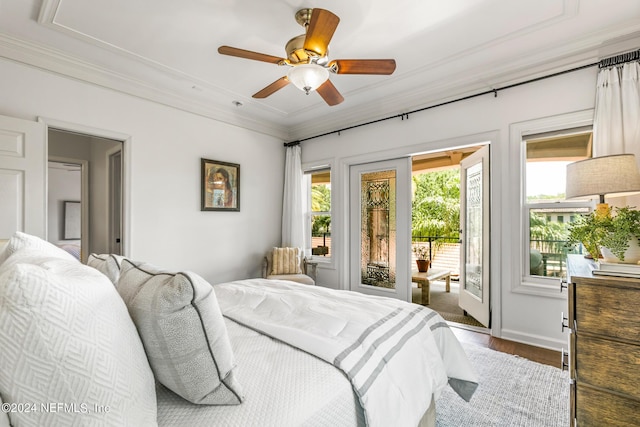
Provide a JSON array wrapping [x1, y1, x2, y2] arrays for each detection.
[[0, 58, 285, 284], [301, 67, 600, 350]]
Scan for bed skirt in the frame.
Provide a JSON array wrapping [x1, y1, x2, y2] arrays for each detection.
[[419, 396, 436, 427]]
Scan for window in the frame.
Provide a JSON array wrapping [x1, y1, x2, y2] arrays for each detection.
[[306, 167, 331, 259], [524, 127, 594, 279]]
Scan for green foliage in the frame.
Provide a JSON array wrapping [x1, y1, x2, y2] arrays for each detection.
[[311, 184, 331, 235], [411, 170, 460, 240], [600, 207, 640, 260], [566, 211, 609, 259], [567, 206, 640, 260], [311, 184, 331, 212], [311, 215, 331, 235], [529, 212, 570, 254]]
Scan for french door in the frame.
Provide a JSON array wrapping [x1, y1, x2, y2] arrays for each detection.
[[459, 145, 490, 326], [349, 158, 411, 301]]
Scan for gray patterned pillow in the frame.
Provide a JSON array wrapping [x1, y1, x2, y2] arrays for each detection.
[[117, 259, 244, 405], [87, 253, 126, 285]]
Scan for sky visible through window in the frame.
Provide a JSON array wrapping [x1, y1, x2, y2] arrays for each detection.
[[526, 161, 569, 200]]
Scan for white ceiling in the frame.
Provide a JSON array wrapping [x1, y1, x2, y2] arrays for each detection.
[[2, 0, 640, 140]]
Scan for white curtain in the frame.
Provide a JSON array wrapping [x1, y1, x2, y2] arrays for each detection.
[[593, 60, 640, 206], [281, 144, 308, 252], [593, 61, 640, 158]]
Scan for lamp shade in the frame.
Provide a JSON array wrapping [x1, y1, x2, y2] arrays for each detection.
[[565, 154, 640, 200], [287, 64, 329, 94]]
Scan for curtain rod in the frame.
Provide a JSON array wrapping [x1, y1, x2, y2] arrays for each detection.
[[599, 49, 640, 68], [283, 61, 600, 146]]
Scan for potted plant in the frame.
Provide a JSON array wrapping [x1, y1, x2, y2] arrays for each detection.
[[600, 206, 640, 263], [567, 206, 640, 263], [566, 210, 609, 260], [412, 244, 431, 272]]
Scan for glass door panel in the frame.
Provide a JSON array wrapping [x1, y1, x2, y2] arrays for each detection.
[[361, 170, 396, 289], [350, 158, 410, 301]]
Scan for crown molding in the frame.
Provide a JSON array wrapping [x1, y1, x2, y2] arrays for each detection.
[[287, 24, 640, 141], [0, 33, 289, 140]]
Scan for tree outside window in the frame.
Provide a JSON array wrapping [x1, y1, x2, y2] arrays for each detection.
[[308, 168, 331, 258]]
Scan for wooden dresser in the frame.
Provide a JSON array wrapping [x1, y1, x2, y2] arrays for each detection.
[[563, 255, 640, 427]]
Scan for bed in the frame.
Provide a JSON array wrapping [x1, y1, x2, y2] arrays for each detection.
[[0, 233, 477, 427]]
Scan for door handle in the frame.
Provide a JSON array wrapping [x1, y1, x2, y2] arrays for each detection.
[[560, 349, 569, 371], [559, 278, 567, 293]]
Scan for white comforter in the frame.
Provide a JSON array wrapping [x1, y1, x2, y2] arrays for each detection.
[[214, 279, 478, 427]]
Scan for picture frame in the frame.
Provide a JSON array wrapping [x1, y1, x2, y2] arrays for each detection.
[[201, 158, 240, 211], [63, 201, 81, 239]]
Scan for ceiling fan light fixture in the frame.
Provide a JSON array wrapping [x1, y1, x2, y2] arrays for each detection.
[[287, 64, 329, 95]]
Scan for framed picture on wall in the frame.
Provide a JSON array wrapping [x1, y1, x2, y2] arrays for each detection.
[[201, 158, 240, 211], [63, 201, 81, 239]]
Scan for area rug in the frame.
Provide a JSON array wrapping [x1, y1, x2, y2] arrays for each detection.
[[412, 282, 484, 328], [436, 343, 570, 427]]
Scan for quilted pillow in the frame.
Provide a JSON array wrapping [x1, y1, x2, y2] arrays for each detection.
[[0, 394, 9, 427], [270, 247, 302, 275], [87, 253, 126, 285], [0, 231, 77, 265], [117, 259, 244, 405], [0, 251, 157, 427]]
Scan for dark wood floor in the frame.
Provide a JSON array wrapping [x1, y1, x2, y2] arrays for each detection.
[[450, 325, 561, 368]]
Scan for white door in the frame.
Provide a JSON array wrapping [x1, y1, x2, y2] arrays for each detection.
[[459, 145, 490, 327], [0, 115, 46, 240], [349, 158, 411, 301]]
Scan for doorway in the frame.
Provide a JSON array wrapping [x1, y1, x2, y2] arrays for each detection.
[[47, 128, 123, 261], [409, 145, 490, 329]]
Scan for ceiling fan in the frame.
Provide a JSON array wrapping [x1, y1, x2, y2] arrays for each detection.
[[218, 8, 396, 106]]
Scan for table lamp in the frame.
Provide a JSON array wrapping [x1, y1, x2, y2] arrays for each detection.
[[566, 154, 640, 217]]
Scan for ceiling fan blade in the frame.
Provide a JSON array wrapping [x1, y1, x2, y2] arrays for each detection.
[[329, 59, 397, 75], [303, 9, 340, 57], [218, 46, 285, 65], [316, 79, 344, 106], [252, 77, 290, 98]]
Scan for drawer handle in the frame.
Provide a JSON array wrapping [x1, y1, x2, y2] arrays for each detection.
[[561, 349, 569, 371], [560, 278, 568, 293], [561, 312, 571, 333]]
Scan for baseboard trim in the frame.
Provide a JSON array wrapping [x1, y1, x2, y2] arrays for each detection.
[[500, 328, 566, 352]]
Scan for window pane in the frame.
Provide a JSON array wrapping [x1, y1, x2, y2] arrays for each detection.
[[525, 129, 592, 278], [311, 214, 331, 256], [309, 169, 331, 258], [526, 161, 572, 202], [525, 129, 592, 203]]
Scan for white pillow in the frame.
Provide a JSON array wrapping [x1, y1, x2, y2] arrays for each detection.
[[0, 231, 76, 265], [0, 394, 10, 427], [117, 259, 244, 405], [87, 253, 126, 285], [0, 252, 157, 426]]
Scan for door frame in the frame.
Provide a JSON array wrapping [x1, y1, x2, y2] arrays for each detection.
[[338, 131, 501, 335], [107, 147, 122, 254], [39, 117, 132, 256], [49, 157, 89, 261]]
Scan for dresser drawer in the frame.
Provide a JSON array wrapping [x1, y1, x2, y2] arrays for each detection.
[[574, 282, 640, 341], [576, 335, 640, 400], [576, 384, 640, 427]]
